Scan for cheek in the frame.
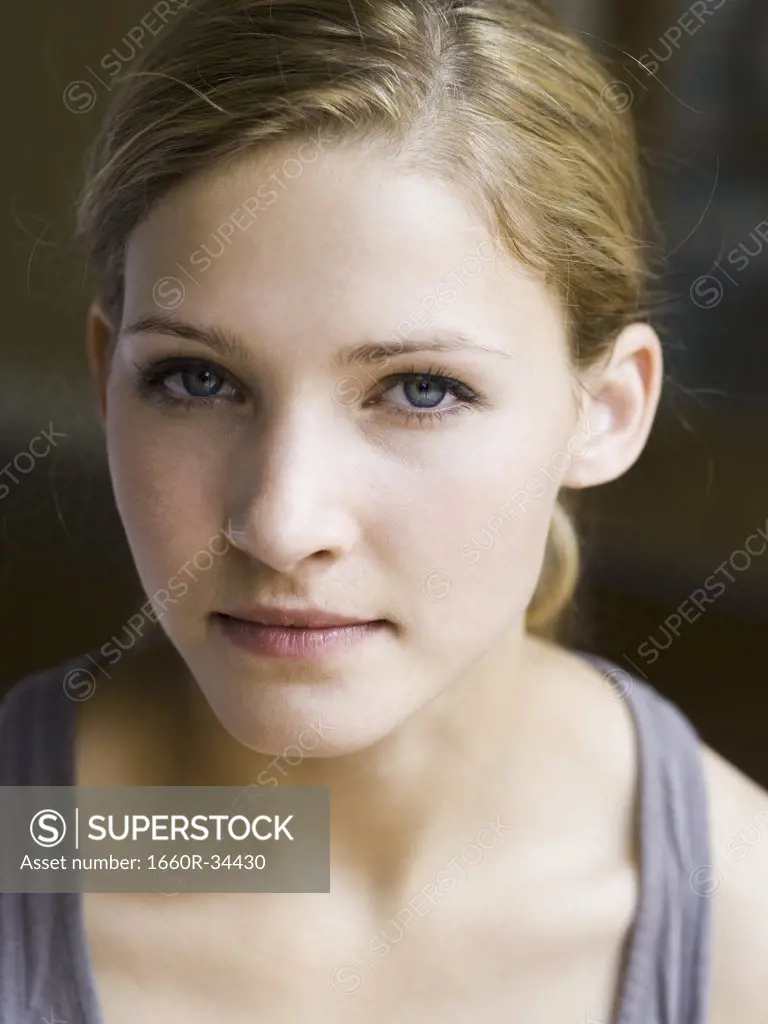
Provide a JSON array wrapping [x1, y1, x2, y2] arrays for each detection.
[[105, 390, 226, 601], [390, 420, 569, 641]]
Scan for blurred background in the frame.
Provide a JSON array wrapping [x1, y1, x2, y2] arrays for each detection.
[[1, 0, 766, 785]]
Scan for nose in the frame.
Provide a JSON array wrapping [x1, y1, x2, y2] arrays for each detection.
[[226, 405, 361, 574]]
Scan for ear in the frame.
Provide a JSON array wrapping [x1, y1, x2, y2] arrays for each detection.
[[562, 322, 663, 490], [86, 301, 117, 428]]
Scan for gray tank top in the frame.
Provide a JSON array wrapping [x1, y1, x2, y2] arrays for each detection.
[[0, 648, 711, 1023]]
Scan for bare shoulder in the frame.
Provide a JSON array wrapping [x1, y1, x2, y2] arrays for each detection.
[[698, 743, 768, 1021], [535, 639, 768, 1019]]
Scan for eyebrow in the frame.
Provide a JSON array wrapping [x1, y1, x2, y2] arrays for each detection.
[[120, 313, 514, 367]]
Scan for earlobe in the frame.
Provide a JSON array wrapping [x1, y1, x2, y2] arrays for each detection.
[[86, 302, 117, 427], [561, 322, 663, 491]]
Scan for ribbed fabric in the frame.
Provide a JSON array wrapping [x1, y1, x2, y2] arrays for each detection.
[[582, 654, 712, 1024], [0, 654, 104, 1024], [0, 649, 711, 1023]]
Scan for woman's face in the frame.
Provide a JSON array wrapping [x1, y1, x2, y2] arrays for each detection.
[[100, 139, 588, 756]]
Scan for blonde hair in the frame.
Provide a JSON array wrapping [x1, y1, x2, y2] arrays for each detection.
[[76, 0, 657, 639]]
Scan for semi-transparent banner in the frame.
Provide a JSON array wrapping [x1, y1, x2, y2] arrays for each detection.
[[0, 786, 329, 893]]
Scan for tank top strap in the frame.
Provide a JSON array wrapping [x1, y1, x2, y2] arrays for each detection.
[[0, 660, 77, 786], [581, 653, 712, 1024], [0, 655, 103, 1024]]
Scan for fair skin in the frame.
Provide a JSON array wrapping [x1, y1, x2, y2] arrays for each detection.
[[81, 139, 768, 1023]]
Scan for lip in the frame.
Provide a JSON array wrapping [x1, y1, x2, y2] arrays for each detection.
[[218, 606, 379, 629], [213, 612, 387, 660]]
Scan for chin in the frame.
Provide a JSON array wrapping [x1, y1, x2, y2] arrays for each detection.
[[164, 620, 445, 759], [196, 668, 429, 760]]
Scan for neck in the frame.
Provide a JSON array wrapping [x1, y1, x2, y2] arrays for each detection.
[[99, 622, 555, 895]]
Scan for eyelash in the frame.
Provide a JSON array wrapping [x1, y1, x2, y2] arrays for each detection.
[[131, 357, 486, 427]]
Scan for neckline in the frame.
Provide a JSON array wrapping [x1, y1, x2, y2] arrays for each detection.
[[57, 647, 654, 1024]]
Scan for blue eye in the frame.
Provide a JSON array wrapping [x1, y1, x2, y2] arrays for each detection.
[[133, 357, 485, 427], [176, 365, 226, 398], [134, 358, 240, 406], [377, 368, 483, 425], [399, 376, 450, 409]]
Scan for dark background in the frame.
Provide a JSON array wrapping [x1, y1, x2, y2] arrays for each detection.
[[1, 0, 766, 785]]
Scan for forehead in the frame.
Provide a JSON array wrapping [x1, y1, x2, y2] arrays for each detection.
[[122, 140, 567, 361]]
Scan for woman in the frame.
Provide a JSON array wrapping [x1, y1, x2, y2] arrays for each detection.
[[1, 0, 766, 1021]]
